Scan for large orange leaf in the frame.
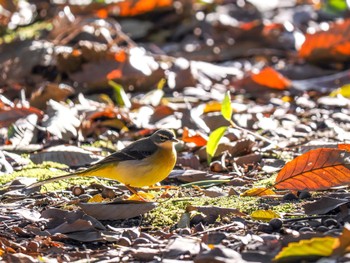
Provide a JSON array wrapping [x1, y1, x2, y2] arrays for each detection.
[[275, 148, 350, 191], [299, 19, 350, 63]]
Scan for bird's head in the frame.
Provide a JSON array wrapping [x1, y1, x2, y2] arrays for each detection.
[[151, 129, 178, 148]]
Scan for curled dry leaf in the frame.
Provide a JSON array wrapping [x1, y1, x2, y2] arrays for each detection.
[[79, 200, 157, 220], [30, 145, 102, 167], [275, 148, 350, 191], [303, 197, 349, 215]]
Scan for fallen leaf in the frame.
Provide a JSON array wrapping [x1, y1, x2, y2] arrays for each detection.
[[274, 236, 336, 261], [332, 223, 350, 256], [163, 237, 201, 259], [338, 144, 350, 152], [303, 197, 349, 215], [330, 84, 350, 98], [275, 148, 350, 191], [251, 67, 291, 90], [168, 170, 231, 183], [79, 200, 157, 220], [194, 246, 244, 263], [241, 187, 276, 197], [30, 145, 102, 167], [128, 191, 155, 201], [299, 19, 350, 63], [250, 210, 280, 221], [182, 127, 208, 147]]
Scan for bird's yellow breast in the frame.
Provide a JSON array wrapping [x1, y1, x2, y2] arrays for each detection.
[[83, 145, 177, 187]]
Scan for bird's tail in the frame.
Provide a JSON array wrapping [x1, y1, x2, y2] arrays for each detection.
[[25, 172, 81, 190]]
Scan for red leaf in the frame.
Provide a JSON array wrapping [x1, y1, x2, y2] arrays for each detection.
[[275, 148, 350, 191]]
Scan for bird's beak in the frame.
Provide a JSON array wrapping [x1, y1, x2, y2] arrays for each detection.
[[171, 138, 179, 142]]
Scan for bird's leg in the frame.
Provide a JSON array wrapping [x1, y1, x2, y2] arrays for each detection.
[[125, 185, 147, 201]]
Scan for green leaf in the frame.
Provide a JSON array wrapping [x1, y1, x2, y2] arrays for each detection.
[[206, 126, 228, 164], [326, 0, 348, 12], [221, 91, 232, 122], [108, 80, 131, 108]]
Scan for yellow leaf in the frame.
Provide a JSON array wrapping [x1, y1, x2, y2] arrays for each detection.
[[88, 194, 104, 203], [250, 210, 280, 221], [330, 84, 350, 97], [274, 237, 337, 261], [241, 187, 276, 197], [128, 191, 155, 201], [332, 223, 350, 256], [203, 101, 222, 113]]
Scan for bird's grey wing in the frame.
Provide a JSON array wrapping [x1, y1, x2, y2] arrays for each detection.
[[95, 138, 157, 165]]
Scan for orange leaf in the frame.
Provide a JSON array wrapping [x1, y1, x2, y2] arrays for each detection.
[[338, 144, 350, 152], [117, 0, 172, 17], [114, 50, 127, 63], [275, 148, 350, 191], [182, 127, 208, 147], [107, 69, 122, 80], [241, 187, 276, 197], [299, 19, 350, 62], [96, 8, 108, 19], [251, 67, 291, 90]]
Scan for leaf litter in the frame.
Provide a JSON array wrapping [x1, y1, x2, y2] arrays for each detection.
[[2, 1, 350, 262]]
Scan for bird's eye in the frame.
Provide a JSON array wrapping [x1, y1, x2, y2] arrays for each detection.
[[160, 137, 167, 142]]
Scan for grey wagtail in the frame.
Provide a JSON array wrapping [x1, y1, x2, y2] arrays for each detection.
[[26, 129, 178, 196]]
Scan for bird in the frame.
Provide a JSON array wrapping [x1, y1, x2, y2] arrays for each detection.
[[25, 129, 178, 197]]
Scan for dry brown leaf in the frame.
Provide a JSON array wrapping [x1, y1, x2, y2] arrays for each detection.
[[187, 205, 246, 218], [78, 200, 157, 220], [303, 197, 349, 215], [30, 145, 102, 167], [275, 148, 350, 191], [168, 170, 231, 183]]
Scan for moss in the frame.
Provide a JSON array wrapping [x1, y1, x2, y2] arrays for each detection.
[[0, 21, 52, 44], [0, 161, 100, 191], [146, 194, 300, 228]]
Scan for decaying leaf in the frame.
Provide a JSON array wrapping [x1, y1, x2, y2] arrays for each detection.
[[275, 148, 350, 191], [303, 197, 349, 215], [79, 200, 157, 220], [30, 145, 102, 167]]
